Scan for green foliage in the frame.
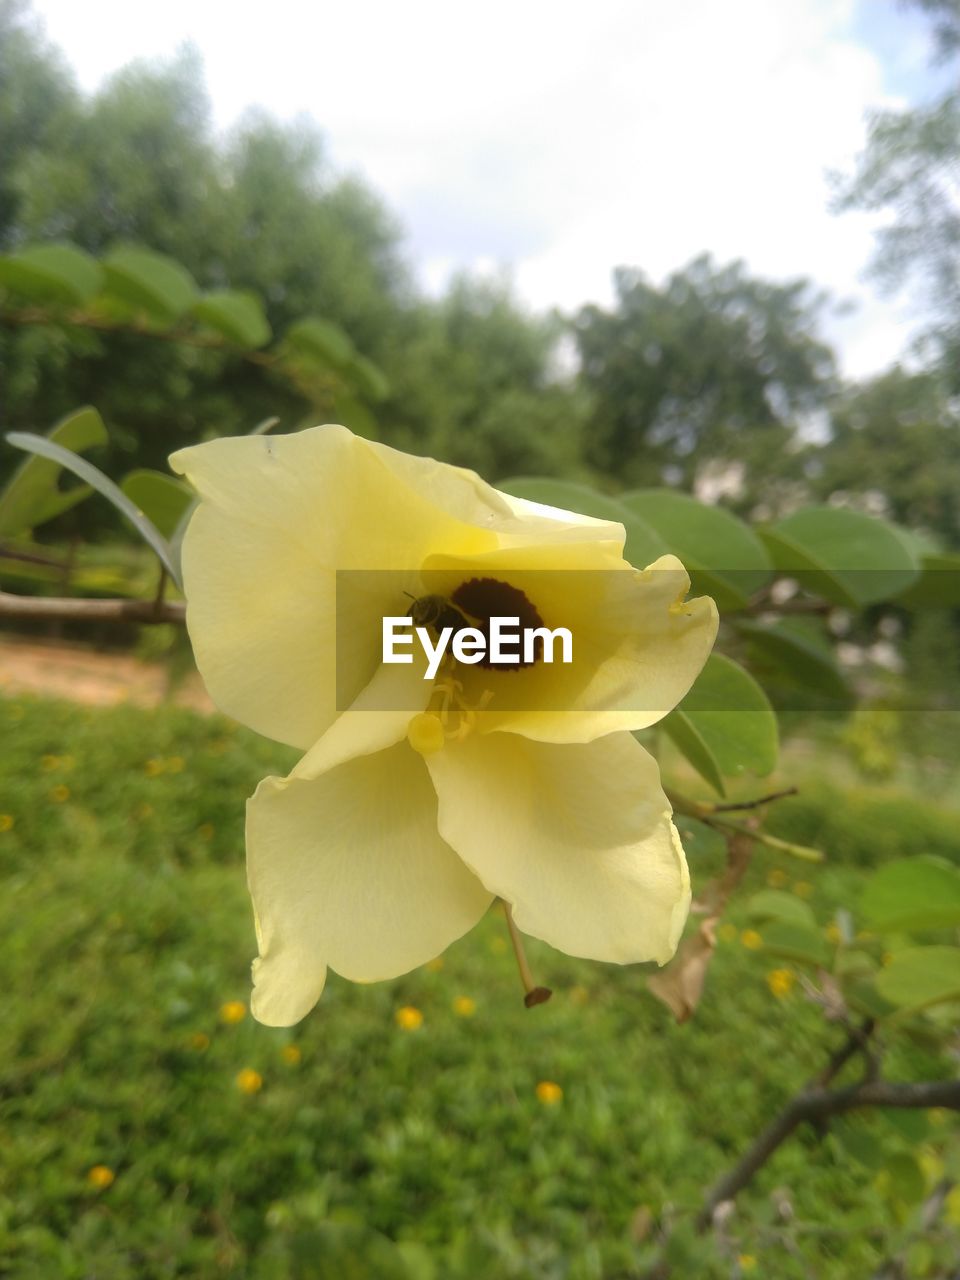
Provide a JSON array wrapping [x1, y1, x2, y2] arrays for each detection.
[[574, 254, 836, 488], [1, 694, 956, 1279], [874, 947, 960, 1012], [0, 405, 107, 536], [661, 653, 779, 795], [862, 857, 960, 932]]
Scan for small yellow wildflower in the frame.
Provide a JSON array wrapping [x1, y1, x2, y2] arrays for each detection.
[[220, 1001, 247, 1025], [87, 1165, 115, 1190], [766, 868, 788, 888], [166, 756, 185, 774], [452, 995, 476, 1017], [824, 922, 842, 944], [281, 1044, 302, 1065], [424, 955, 445, 972], [792, 881, 813, 899], [535, 1080, 563, 1105], [738, 1257, 757, 1273], [145, 758, 165, 777], [740, 929, 763, 950], [718, 922, 738, 943], [236, 1068, 263, 1094], [767, 968, 795, 998], [189, 1032, 210, 1052], [395, 1005, 424, 1031], [197, 823, 215, 841], [0, 814, 14, 833], [930, 1108, 949, 1128], [41, 754, 60, 772], [49, 785, 70, 804]]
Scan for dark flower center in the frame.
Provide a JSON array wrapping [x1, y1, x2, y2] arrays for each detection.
[[451, 577, 544, 670]]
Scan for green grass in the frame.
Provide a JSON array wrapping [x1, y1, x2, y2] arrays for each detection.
[[0, 695, 957, 1278]]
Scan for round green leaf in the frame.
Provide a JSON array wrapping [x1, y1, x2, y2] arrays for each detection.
[[285, 317, 356, 368], [0, 243, 102, 305], [746, 889, 817, 929], [349, 354, 390, 403], [893, 553, 960, 608], [496, 478, 668, 569], [875, 946, 960, 1011], [620, 488, 772, 611], [192, 290, 271, 348], [662, 653, 779, 794], [102, 245, 198, 324], [120, 470, 194, 540], [759, 921, 831, 968], [735, 618, 851, 706], [862, 857, 960, 934], [760, 506, 921, 606]]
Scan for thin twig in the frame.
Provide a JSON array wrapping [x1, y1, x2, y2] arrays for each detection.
[[0, 589, 185, 624], [710, 787, 799, 812]]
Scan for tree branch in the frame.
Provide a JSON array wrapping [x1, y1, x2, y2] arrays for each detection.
[[696, 1074, 960, 1231], [0, 590, 185, 625]]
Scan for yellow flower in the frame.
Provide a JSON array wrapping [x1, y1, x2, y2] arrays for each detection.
[[236, 1068, 263, 1094], [281, 1044, 302, 1065], [166, 756, 185, 773], [220, 1000, 247, 1024], [171, 426, 717, 1026], [452, 995, 476, 1017], [740, 929, 763, 950], [766, 968, 795, 998], [765, 868, 787, 888], [424, 955, 445, 972], [189, 1032, 210, 1052], [41, 754, 60, 772], [145, 758, 165, 777], [49, 785, 70, 804], [87, 1165, 115, 1189], [0, 814, 13, 833], [395, 1005, 424, 1031], [535, 1080, 563, 1105], [824, 921, 842, 944], [792, 880, 813, 899], [738, 1257, 757, 1273]]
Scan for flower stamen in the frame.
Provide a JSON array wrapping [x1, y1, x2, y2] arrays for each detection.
[[500, 900, 552, 1009]]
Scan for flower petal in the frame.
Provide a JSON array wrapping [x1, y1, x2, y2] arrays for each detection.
[[427, 731, 690, 965], [246, 741, 494, 1025]]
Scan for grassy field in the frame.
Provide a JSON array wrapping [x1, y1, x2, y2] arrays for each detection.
[[1, 693, 957, 1278]]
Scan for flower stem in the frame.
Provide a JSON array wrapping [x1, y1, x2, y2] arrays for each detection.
[[500, 900, 552, 1008]]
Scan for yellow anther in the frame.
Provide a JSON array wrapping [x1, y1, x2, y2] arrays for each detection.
[[407, 712, 446, 756]]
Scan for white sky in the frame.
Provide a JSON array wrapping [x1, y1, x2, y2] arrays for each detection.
[[28, 0, 944, 380]]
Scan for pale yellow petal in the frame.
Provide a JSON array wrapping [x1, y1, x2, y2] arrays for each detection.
[[419, 549, 718, 742], [427, 731, 690, 965], [246, 741, 494, 1025]]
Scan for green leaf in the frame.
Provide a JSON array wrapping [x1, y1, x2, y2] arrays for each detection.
[[0, 243, 102, 305], [759, 506, 921, 607], [883, 1153, 927, 1205], [102, 245, 198, 324], [332, 393, 379, 440], [192, 290, 271, 348], [0, 407, 108, 536], [734, 618, 852, 706], [4, 431, 178, 582], [862, 857, 960, 934], [833, 1119, 888, 1171], [661, 653, 778, 795], [285, 317, 356, 369], [496, 478, 669, 569], [746, 889, 817, 929], [120, 470, 194, 540], [893, 553, 960, 608], [673, 816, 728, 863], [621, 488, 772, 611], [875, 946, 960, 1011], [759, 921, 831, 968], [348, 354, 390, 403]]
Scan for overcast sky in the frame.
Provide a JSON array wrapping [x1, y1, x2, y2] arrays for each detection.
[[28, 0, 945, 380]]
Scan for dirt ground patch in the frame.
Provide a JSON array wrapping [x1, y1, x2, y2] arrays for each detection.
[[0, 636, 214, 712]]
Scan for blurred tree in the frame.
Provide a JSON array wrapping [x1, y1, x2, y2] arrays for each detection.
[[573, 255, 836, 491], [382, 273, 589, 480], [836, 0, 960, 381], [804, 367, 960, 548]]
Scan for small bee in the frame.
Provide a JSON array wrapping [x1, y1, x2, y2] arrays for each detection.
[[404, 591, 472, 634]]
